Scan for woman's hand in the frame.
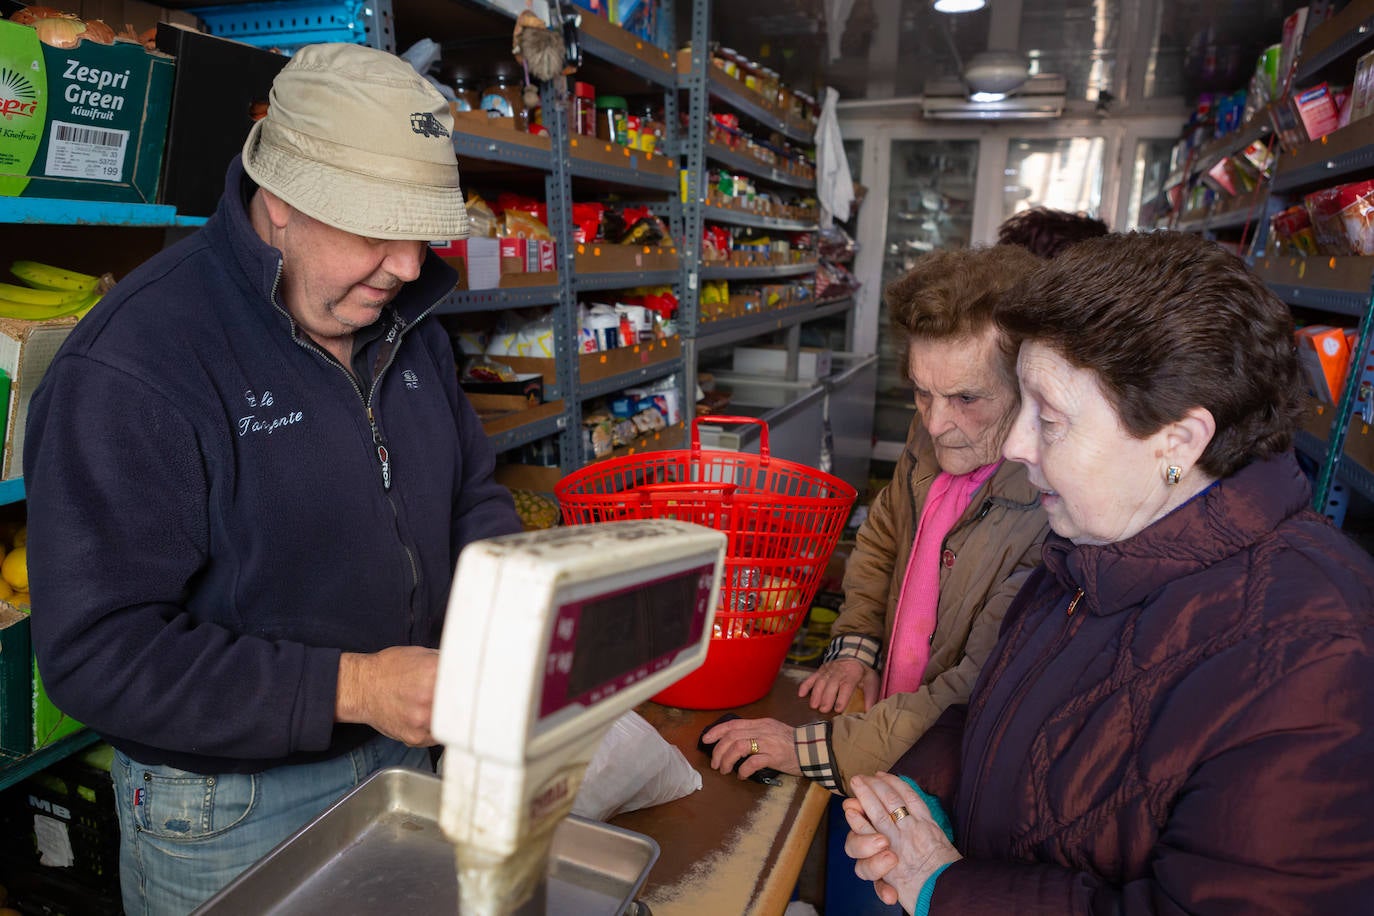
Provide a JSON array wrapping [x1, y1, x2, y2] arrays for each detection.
[[702, 716, 801, 779], [798, 657, 880, 712], [843, 772, 962, 914]]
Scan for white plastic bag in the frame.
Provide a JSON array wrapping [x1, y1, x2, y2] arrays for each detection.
[[571, 711, 701, 821]]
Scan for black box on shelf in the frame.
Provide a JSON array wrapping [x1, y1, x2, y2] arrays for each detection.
[[0, 757, 121, 899], [155, 23, 288, 217]]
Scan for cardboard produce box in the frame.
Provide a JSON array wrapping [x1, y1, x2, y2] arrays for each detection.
[[155, 24, 288, 216], [0, 20, 173, 203], [0, 316, 79, 481]]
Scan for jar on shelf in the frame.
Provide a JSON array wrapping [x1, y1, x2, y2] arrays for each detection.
[[573, 81, 597, 136], [596, 95, 629, 146], [760, 68, 780, 108], [450, 74, 480, 113], [777, 83, 796, 121], [740, 58, 762, 94], [481, 70, 527, 130], [638, 104, 664, 154], [717, 47, 741, 80]]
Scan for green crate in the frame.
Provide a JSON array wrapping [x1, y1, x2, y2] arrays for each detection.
[[0, 605, 85, 754], [0, 604, 32, 755]]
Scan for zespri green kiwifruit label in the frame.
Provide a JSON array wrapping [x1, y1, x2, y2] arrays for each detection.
[[0, 24, 45, 196]]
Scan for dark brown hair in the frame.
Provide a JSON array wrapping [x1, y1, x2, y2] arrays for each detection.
[[995, 231, 1303, 478], [997, 207, 1109, 258], [885, 244, 1042, 382]]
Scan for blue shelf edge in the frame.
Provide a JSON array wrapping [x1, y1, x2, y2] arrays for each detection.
[[0, 729, 101, 795], [0, 478, 25, 506], [0, 198, 199, 228]]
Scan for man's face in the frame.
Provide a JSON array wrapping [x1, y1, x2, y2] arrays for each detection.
[[265, 196, 426, 350], [907, 326, 1018, 476]]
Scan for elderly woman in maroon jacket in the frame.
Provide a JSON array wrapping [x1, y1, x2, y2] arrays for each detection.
[[842, 231, 1374, 915]]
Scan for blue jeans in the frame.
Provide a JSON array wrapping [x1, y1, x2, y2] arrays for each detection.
[[111, 733, 432, 916]]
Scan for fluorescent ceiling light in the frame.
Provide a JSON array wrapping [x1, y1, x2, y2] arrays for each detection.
[[970, 91, 1007, 102], [933, 0, 986, 12]]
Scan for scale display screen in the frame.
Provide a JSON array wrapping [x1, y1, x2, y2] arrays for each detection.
[[539, 563, 715, 719]]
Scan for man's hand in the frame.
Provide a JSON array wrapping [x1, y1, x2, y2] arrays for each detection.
[[335, 646, 439, 746], [798, 657, 879, 713], [702, 716, 801, 779]]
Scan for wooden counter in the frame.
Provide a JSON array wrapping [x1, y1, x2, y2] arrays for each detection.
[[611, 665, 840, 916]]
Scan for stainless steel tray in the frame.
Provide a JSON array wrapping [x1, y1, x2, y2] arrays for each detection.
[[194, 767, 659, 915]]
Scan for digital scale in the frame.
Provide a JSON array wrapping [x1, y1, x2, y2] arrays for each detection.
[[196, 519, 727, 916]]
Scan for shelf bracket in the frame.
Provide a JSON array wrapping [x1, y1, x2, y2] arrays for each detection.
[[192, 0, 396, 52], [1314, 269, 1374, 512]]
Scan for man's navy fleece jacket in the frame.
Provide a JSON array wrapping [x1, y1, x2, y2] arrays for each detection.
[[23, 159, 520, 774]]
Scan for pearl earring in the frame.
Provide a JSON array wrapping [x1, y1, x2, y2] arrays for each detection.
[[1166, 465, 1182, 486]]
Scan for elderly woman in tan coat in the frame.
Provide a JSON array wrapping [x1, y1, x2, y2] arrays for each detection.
[[706, 244, 1048, 794]]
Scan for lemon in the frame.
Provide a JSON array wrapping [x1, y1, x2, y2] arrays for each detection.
[[12, 526, 25, 547], [0, 579, 14, 601], [9, 591, 28, 610], [2, 546, 26, 591]]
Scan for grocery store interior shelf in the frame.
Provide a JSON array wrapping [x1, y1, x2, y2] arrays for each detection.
[[578, 357, 683, 401], [486, 410, 569, 454], [0, 478, 25, 506], [439, 285, 560, 312], [699, 262, 819, 281], [704, 142, 814, 189], [1298, 429, 1374, 503], [702, 205, 817, 232], [0, 730, 101, 795], [576, 269, 681, 291], [695, 296, 854, 350], [0, 198, 208, 228]]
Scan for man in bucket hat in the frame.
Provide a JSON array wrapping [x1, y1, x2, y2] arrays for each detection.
[[24, 43, 520, 914]]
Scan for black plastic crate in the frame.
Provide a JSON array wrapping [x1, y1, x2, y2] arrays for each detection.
[[0, 758, 120, 898], [0, 867, 122, 916]]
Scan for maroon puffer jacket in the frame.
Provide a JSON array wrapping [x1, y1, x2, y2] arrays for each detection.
[[904, 451, 1374, 914]]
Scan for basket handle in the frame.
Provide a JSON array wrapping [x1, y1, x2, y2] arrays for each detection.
[[631, 481, 737, 505], [692, 415, 770, 461]]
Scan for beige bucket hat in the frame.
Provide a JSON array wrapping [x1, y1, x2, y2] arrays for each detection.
[[242, 42, 467, 241]]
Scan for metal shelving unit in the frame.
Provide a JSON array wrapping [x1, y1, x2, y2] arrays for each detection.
[[437, 285, 561, 313], [575, 269, 681, 291], [702, 205, 818, 232], [1261, 7, 1374, 513], [485, 409, 569, 455], [567, 155, 679, 191], [0, 730, 102, 795], [451, 133, 554, 170], [704, 142, 815, 189], [699, 261, 820, 281], [578, 357, 685, 401], [694, 296, 852, 351]]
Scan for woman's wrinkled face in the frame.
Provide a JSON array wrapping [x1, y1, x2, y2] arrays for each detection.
[[907, 326, 1018, 476], [1002, 341, 1177, 545]]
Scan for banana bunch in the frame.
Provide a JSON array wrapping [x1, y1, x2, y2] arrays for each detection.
[[0, 260, 114, 321]]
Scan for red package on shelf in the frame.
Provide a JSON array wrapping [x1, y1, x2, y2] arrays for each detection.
[[1337, 180, 1374, 256]]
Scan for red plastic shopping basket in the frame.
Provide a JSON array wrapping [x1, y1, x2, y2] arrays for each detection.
[[555, 416, 856, 709]]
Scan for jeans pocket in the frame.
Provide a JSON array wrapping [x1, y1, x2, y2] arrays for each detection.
[[133, 766, 257, 841]]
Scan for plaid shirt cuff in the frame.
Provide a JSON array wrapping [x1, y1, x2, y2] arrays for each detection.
[[821, 633, 882, 670], [795, 721, 843, 793]]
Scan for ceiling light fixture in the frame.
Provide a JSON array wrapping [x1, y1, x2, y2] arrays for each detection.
[[964, 50, 1032, 95], [969, 91, 1007, 102], [932, 0, 987, 12]]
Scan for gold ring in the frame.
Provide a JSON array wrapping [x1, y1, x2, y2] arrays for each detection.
[[889, 805, 910, 823], [749, 738, 760, 755]]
